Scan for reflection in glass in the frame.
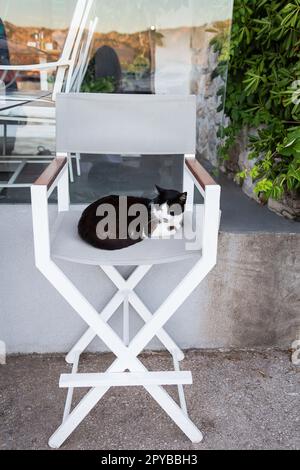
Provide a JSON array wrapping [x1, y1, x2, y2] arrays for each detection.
[[1, 0, 76, 86], [0, 0, 233, 203]]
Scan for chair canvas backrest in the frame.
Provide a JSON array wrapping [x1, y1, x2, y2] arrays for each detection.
[[52, 0, 92, 99], [56, 93, 197, 155]]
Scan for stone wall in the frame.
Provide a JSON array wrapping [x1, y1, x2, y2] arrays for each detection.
[[191, 29, 228, 166]]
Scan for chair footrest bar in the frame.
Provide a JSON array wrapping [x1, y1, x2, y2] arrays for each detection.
[[60, 371, 193, 389]]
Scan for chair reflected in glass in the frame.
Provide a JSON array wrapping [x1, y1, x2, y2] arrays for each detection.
[[0, 0, 98, 185]]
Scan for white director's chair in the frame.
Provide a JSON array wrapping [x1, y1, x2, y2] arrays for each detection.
[[30, 93, 221, 449]]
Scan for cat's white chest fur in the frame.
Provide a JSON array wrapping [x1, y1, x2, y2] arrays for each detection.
[[151, 220, 182, 238]]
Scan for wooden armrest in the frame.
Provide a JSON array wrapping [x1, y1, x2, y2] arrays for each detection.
[[185, 157, 218, 190], [34, 157, 67, 190]]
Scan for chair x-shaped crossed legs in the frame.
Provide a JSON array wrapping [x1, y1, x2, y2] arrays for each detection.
[[66, 265, 184, 364], [42, 256, 211, 449]]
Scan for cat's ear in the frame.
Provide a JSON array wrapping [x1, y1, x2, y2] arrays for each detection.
[[179, 192, 187, 204], [155, 185, 164, 194]]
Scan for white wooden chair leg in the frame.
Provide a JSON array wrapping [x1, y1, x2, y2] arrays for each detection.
[[102, 266, 185, 361], [57, 161, 70, 212], [183, 154, 195, 210], [173, 352, 188, 416], [2, 123, 7, 156], [123, 292, 130, 346], [67, 265, 184, 363], [66, 265, 151, 363], [49, 387, 107, 449], [66, 289, 124, 364], [145, 385, 203, 444], [68, 154, 74, 183], [128, 292, 184, 361], [76, 153, 81, 176], [63, 352, 80, 422]]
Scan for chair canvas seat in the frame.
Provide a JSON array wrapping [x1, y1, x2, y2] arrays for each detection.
[[51, 208, 204, 266]]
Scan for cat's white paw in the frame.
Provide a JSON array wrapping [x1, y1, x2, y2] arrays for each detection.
[[152, 223, 178, 239]]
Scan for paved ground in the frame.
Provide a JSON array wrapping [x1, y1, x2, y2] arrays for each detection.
[[0, 349, 299, 450]]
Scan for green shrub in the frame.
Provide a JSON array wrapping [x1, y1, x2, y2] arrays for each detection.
[[221, 0, 300, 201], [81, 76, 116, 93], [81, 57, 116, 93]]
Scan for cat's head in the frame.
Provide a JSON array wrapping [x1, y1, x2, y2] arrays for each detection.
[[152, 186, 187, 225]]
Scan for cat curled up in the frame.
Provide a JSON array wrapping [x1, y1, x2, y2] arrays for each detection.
[[78, 186, 187, 251]]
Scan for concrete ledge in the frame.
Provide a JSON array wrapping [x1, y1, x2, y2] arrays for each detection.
[[0, 205, 299, 353]]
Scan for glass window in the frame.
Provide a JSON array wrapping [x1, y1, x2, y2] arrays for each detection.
[[0, 0, 233, 203]]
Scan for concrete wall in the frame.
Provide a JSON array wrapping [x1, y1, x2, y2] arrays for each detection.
[[0, 205, 299, 354]]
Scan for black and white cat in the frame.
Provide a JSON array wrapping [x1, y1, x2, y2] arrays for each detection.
[[78, 186, 187, 251]]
